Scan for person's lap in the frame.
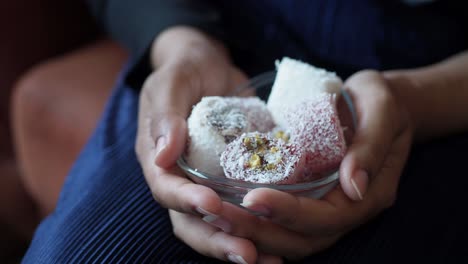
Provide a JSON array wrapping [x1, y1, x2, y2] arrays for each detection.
[[12, 40, 127, 217], [23, 67, 468, 262]]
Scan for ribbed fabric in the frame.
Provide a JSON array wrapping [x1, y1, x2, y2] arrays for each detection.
[[23, 1, 468, 263], [22, 67, 223, 264]]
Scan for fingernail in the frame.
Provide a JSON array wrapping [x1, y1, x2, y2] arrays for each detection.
[[198, 207, 232, 233], [155, 136, 166, 157], [240, 201, 271, 217], [195, 207, 216, 217], [227, 252, 248, 264], [351, 170, 369, 200], [203, 215, 232, 233]]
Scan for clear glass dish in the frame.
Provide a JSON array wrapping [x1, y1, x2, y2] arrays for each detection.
[[177, 71, 356, 205]]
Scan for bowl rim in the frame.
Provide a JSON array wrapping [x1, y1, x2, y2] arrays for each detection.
[[231, 71, 278, 95], [177, 156, 340, 190]]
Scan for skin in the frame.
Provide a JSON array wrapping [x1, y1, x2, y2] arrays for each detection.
[[137, 26, 468, 263], [12, 40, 127, 218]]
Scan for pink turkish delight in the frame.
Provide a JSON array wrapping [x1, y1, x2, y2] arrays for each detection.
[[220, 132, 306, 184], [286, 94, 347, 174]]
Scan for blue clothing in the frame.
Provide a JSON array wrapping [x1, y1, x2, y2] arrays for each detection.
[[23, 67, 222, 263], [215, 0, 468, 76], [24, 1, 468, 263]]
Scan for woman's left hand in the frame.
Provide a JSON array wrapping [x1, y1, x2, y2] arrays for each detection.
[[209, 70, 414, 260]]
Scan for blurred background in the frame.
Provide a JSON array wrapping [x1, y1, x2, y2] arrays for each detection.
[[0, 0, 99, 156], [1, 1, 100, 262]]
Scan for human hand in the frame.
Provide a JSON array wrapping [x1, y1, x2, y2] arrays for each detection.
[[136, 26, 246, 212], [207, 70, 414, 260], [135, 27, 282, 263]]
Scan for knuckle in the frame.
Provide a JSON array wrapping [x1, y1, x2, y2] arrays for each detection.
[[141, 63, 201, 107], [345, 69, 380, 87], [359, 69, 380, 78], [150, 191, 164, 206], [141, 71, 159, 92], [160, 62, 200, 91], [148, 178, 172, 209]]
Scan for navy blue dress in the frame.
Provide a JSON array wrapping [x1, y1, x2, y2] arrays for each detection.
[[23, 1, 468, 263]]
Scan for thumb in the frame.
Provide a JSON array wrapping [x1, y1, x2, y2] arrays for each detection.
[[339, 71, 399, 201], [151, 65, 248, 168], [152, 113, 187, 168], [138, 65, 196, 170]]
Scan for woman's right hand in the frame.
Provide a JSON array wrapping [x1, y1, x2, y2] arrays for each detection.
[[135, 27, 280, 263]]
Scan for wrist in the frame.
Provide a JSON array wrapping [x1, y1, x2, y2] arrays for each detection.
[[382, 70, 423, 140]]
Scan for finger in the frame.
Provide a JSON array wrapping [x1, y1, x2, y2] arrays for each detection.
[[238, 129, 411, 236], [145, 164, 223, 216], [241, 188, 356, 235], [150, 67, 247, 167], [243, 184, 395, 234], [366, 127, 412, 209], [139, 66, 199, 168], [137, 107, 223, 215], [143, 62, 202, 115], [170, 210, 257, 264], [135, 108, 187, 170], [139, 64, 248, 168], [213, 202, 340, 258], [151, 113, 187, 168], [137, 115, 220, 213], [340, 71, 402, 201], [136, 66, 225, 215]]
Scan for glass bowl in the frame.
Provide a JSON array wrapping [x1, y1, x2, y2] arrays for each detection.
[[177, 71, 356, 205]]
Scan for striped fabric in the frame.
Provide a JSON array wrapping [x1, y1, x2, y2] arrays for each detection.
[[22, 70, 223, 264]]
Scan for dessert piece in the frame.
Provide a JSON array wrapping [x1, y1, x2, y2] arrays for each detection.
[[286, 93, 347, 174], [185, 58, 348, 185], [267, 57, 343, 128], [187, 96, 274, 175], [270, 127, 290, 143], [220, 132, 306, 184]]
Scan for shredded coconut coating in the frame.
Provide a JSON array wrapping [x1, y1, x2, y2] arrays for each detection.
[[268, 57, 343, 128], [286, 94, 347, 174], [220, 132, 306, 184], [187, 96, 274, 175]]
